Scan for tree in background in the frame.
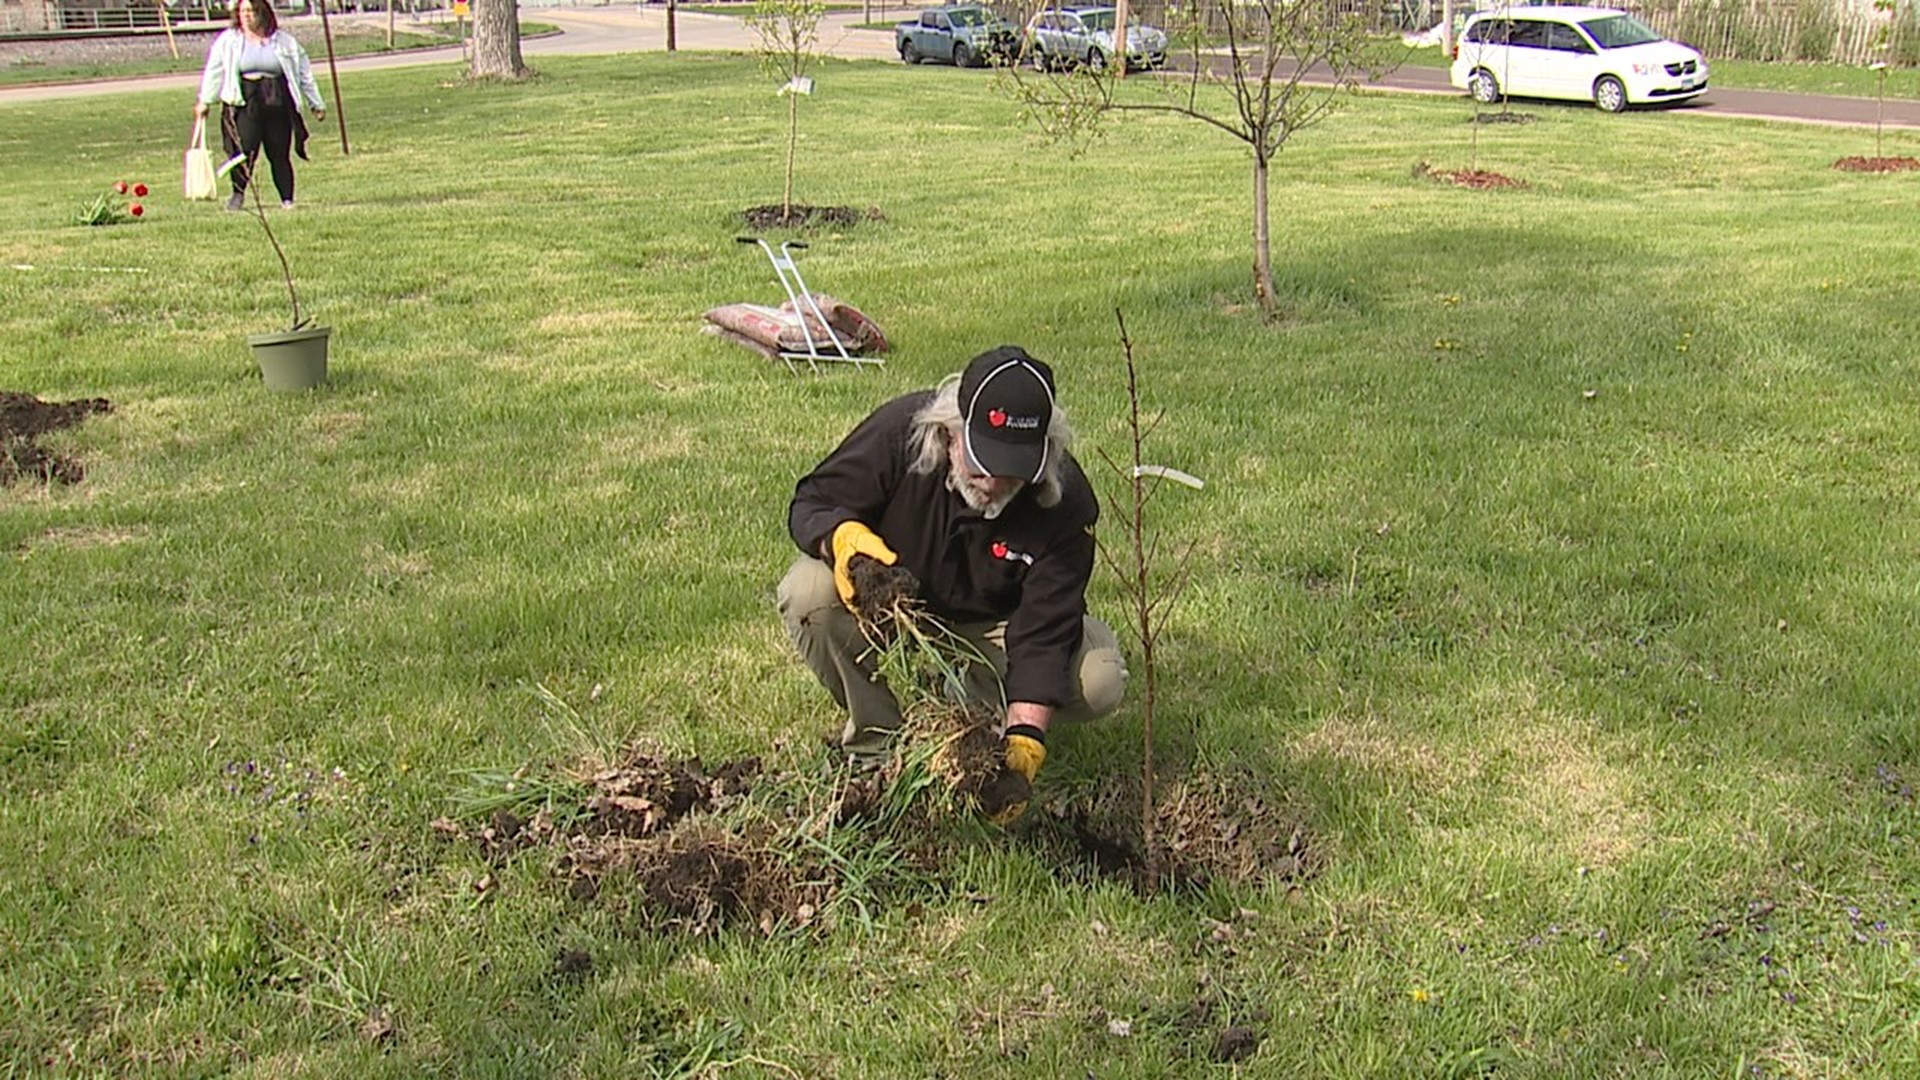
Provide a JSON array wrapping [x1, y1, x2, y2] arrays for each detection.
[[471, 0, 527, 80], [747, 0, 827, 222], [1004, 0, 1398, 314]]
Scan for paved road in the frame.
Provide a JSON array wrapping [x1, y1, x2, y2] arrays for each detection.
[[3, 4, 1916, 131]]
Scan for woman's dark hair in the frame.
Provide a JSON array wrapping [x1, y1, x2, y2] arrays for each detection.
[[230, 0, 280, 35]]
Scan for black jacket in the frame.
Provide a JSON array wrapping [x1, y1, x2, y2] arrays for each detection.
[[788, 391, 1098, 708]]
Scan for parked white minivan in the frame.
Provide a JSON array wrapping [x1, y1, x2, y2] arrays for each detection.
[[1449, 6, 1708, 112]]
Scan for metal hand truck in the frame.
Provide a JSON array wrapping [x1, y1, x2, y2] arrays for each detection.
[[736, 237, 884, 375]]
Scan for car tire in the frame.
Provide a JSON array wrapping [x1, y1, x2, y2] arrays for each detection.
[[1468, 68, 1500, 105], [953, 42, 972, 68], [1032, 47, 1050, 72], [1594, 75, 1628, 113], [900, 40, 916, 64], [1086, 48, 1106, 72]]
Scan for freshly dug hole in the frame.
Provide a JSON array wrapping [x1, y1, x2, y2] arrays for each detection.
[[1033, 767, 1317, 891]]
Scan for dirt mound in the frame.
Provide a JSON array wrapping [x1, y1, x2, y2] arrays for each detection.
[[741, 204, 886, 231], [582, 755, 759, 839], [443, 748, 887, 935], [1034, 767, 1317, 893], [1, 391, 111, 486], [1833, 155, 1920, 173], [1414, 161, 1526, 190]]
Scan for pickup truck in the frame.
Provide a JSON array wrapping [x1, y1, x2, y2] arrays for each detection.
[[896, 5, 1019, 68]]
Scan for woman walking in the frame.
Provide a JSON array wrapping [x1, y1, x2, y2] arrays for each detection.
[[193, 0, 326, 211]]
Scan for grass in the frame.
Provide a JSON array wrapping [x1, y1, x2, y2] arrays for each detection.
[[0, 21, 560, 88], [4, 52, 1920, 1077]]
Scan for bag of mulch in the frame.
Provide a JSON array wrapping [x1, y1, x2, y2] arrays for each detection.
[[703, 303, 847, 354], [700, 324, 782, 362], [779, 294, 889, 355]]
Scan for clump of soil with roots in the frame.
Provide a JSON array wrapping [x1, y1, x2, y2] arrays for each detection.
[[1, 391, 112, 486]]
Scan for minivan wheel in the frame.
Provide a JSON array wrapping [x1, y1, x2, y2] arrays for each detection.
[[1086, 48, 1106, 72], [1468, 68, 1500, 105], [1466, 68, 1497, 104], [1594, 75, 1628, 112]]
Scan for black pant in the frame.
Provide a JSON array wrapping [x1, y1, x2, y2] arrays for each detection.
[[221, 78, 295, 203]]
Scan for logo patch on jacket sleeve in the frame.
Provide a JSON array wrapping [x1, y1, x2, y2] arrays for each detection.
[[990, 540, 1034, 566]]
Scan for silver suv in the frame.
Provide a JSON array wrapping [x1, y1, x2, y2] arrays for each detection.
[[1025, 5, 1168, 72]]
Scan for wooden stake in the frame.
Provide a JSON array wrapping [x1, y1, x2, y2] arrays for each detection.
[[155, 0, 179, 60], [317, 0, 350, 155]]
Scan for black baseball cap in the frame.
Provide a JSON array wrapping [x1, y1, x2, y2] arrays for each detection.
[[959, 345, 1056, 483]]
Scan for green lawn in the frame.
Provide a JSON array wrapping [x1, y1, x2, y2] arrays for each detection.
[[4, 53, 1920, 1077], [0, 22, 559, 88]]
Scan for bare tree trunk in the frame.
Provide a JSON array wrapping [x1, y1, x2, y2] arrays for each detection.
[[1252, 149, 1272, 311], [783, 89, 798, 217], [470, 0, 526, 80]]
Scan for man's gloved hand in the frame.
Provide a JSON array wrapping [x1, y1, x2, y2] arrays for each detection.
[[830, 520, 898, 610], [985, 724, 1048, 826]]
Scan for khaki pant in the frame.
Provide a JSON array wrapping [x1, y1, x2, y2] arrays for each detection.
[[777, 557, 1127, 757]]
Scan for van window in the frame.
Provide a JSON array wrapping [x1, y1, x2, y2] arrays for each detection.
[[1546, 23, 1592, 52], [1466, 18, 1507, 45], [1580, 14, 1664, 49], [1508, 20, 1550, 48]]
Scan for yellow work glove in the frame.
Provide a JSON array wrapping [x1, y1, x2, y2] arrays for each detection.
[[986, 724, 1048, 826], [829, 520, 898, 610]]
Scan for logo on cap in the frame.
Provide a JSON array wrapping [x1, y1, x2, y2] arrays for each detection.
[[959, 346, 1057, 484]]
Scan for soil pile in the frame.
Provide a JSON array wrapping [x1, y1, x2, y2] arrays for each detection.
[[741, 204, 886, 231], [1, 391, 111, 486], [439, 749, 914, 936], [1414, 161, 1526, 190], [1833, 155, 1920, 173]]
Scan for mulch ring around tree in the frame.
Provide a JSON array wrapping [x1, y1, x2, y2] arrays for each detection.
[[741, 204, 886, 231], [1469, 111, 1536, 125], [1833, 156, 1920, 173], [1413, 161, 1527, 190], [1, 391, 112, 486]]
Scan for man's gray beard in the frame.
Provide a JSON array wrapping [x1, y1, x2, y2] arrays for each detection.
[[949, 469, 1019, 519]]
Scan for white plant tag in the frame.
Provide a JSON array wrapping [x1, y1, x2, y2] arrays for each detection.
[[1130, 464, 1205, 490]]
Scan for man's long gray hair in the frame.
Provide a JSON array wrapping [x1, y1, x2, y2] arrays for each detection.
[[909, 374, 1073, 508]]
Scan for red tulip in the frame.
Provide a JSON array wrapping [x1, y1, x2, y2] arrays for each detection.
[[129, 203, 144, 217], [114, 181, 128, 195], [132, 183, 149, 197]]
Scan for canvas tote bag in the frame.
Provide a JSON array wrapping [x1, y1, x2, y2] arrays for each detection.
[[183, 118, 217, 201]]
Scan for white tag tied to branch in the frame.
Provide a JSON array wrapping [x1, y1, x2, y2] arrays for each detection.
[[1131, 464, 1205, 490], [778, 76, 814, 96]]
